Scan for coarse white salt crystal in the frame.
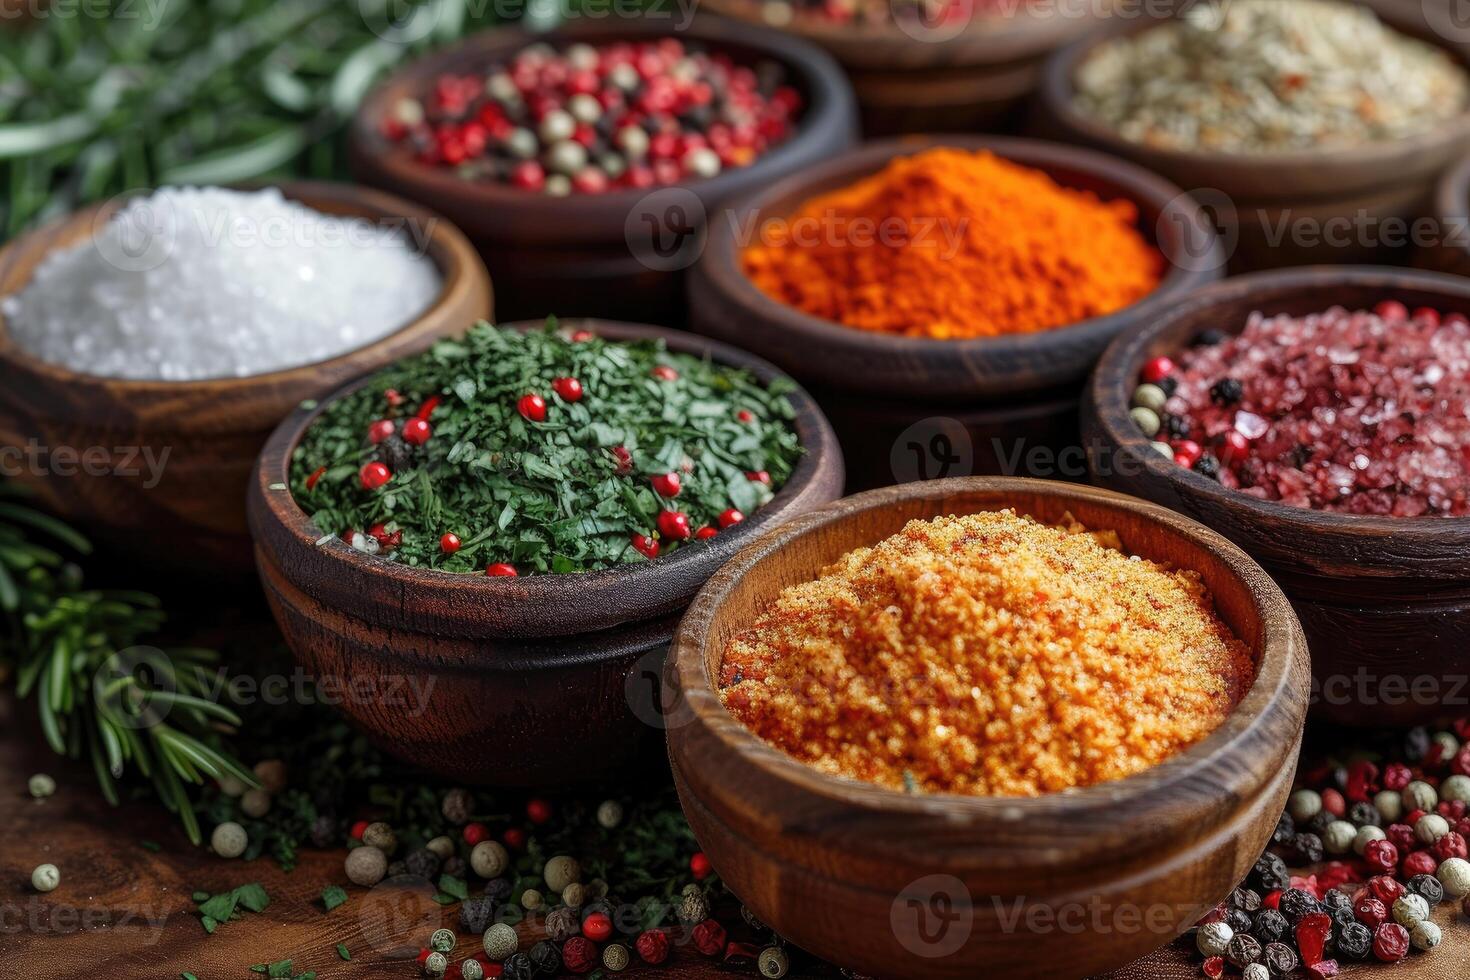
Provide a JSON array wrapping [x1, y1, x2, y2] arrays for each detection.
[[2, 186, 441, 381]]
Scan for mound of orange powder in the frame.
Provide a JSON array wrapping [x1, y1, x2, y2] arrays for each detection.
[[741, 148, 1165, 340]]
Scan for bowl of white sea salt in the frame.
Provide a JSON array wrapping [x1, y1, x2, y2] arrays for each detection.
[[0, 180, 492, 573]]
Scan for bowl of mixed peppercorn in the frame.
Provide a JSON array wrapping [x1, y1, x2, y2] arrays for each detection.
[[349, 17, 858, 321], [1084, 266, 1470, 727], [247, 317, 843, 785]]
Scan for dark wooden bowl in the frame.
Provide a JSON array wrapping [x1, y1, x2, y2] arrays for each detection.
[[1038, 0, 1470, 269], [349, 18, 858, 325], [0, 181, 491, 575], [1082, 266, 1470, 728], [698, 2, 1108, 135], [687, 134, 1224, 489], [248, 319, 844, 785], [667, 476, 1310, 980], [1418, 148, 1470, 277]]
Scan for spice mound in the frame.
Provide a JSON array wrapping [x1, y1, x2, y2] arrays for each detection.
[[291, 321, 802, 575], [1073, 0, 1470, 154], [754, 0, 1013, 28], [1128, 303, 1470, 517], [741, 148, 1164, 340], [383, 39, 802, 195], [719, 511, 1254, 797], [3, 187, 441, 381]]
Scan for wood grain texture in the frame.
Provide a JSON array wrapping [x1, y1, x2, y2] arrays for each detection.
[[1081, 266, 1470, 727], [247, 318, 845, 786], [347, 19, 859, 323], [665, 477, 1312, 980], [1035, 0, 1470, 268], [0, 181, 492, 575], [1419, 149, 1470, 277]]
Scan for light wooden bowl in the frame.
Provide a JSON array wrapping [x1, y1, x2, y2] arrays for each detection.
[[248, 319, 844, 785], [1083, 266, 1470, 727], [667, 477, 1309, 980], [0, 181, 491, 575]]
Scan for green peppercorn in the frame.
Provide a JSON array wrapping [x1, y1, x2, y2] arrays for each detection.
[[27, 773, 55, 798], [602, 942, 631, 972], [1130, 406, 1162, 438], [520, 888, 543, 911], [543, 855, 581, 892], [430, 928, 456, 953], [461, 960, 485, 980], [758, 946, 789, 978], [423, 951, 447, 978], [596, 800, 623, 829], [1132, 383, 1168, 414]]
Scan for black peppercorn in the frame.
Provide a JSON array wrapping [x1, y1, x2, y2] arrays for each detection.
[[1404, 727, 1432, 762], [1348, 801, 1381, 827], [1322, 889, 1352, 913], [484, 877, 512, 904], [1229, 888, 1262, 914], [443, 855, 467, 879], [502, 952, 533, 980], [1210, 377, 1244, 405], [1408, 873, 1445, 905], [1251, 853, 1291, 893], [1156, 375, 1179, 397], [1163, 413, 1192, 439], [1226, 933, 1263, 967], [1225, 907, 1253, 934], [1271, 813, 1296, 846], [386, 860, 408, 878], [528, 941, 561, 976], [405, 847, 442, 880], [1328, 904, 1355, 934], [376, 434, 416, 475], [1251, 908, 1289, 945], [310, 814, 338, 849], [1279, 888, 1321, 923], [1264, 942, 1298, 978], [1193, 328, 1228, 347], [1193, 454, 1222, 479], [1336, 921, 1373, 960], [459, 895, 496, 935], [1305, 809, 1334, 836], [1290, 832, 1324, 865]]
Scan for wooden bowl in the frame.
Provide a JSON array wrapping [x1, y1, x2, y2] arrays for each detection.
[[1038, 0, 1470, 269], [248, 319, 844, 785], [1418, 148, 1470, 277], [1082, 266, 1470, 727], [349, 18, 858, 325], [667, 476, 1310, 980], [698, 2, 1109, 135], [687, 134, 1224, 489], [0, 181, 491, 575]]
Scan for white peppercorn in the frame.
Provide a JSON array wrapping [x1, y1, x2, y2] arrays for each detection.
[[1132, 383, 1168, 413], [545, 907, 579, 942], [1323, 821, 1357, 855], [423, 951, 448, 978], [758, 946, 789, 979], [426, 835, 455, 860], [1416, 813, 1451, 845], [31, 863, 59, 892], [217, 773, 248, 797], [545, 174, 572, 197], [1438, 856, 1470, 898], [1151, 440, 1174, 458], [587, 878, 609, 899], [461, 960, 484, 980], [470, 841, 508, 879], [345, 845, 388, 887], [538, 110, 575, 144], [602, 942, 630, 972], [1130, 406, 1161, 438], [1353, 824, 1387, 855], [1393, 893, 1430, 926], [596, 800, 623, 829], [520, 888, 543, 910], [240, 788, 272, 819], [441, 788, 473, 825], [253, 759, 288, 794], [1433, 731, 1460, 759], [483, 922, 518, 961], [677, 890, 709, 924], [28, 773, 56, 798], [1288, 789, 1322, 823], [430, 928, 456, 953], [567, 93, 601, 124], [1243, 964, 1269, 980], [1442, 774, 1470, 803], [362, 821, 397, 854], [1196, 921, 1234, 958], [1374, 790, 1404, 823], [543, 855, 581, 893], [211, 821, 249, 859], [1404, 780, 1439, 813], [561, 883, 587, 909], [1410, 918, 1443, 951]]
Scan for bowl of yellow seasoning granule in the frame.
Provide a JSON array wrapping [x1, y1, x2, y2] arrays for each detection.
[[667, 476, 1309, 980]]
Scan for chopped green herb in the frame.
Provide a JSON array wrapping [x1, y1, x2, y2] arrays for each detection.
[[320, 885, 348, 912], [267, 960, 293, 979], [191, 891, 211, 903], [195, 883, 269, 933], [181, 973, 199, 980], [140, 840, 161, 852], [336, 943, 351, 961], [437, 874, 468, 901]]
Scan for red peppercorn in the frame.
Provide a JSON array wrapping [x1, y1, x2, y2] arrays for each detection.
[[692, 919, 726, 957], [1141, 355, 1176, 383], [690, 851, 712, 879], [635, 930, 670, 965], [350, 819, 370, 840], [1308, 962, 1341, 980], [746, 470, 771, 484], [735, 409, 754, 423], [502, 827, 526, 850], [463, 822, 489, 845], [569, 329, 595, 342], [562, 937, 596, 974], [368, 419, 396, 444], [526, 798, 552, 824], [1296, 912, 1331, 965], [1364, 838, 1399, 874], [485, 563, 518, 578], [1320, 788, 1346, 817], [657, 510, 691, 541], [511, 160, 546, 191], [1219, 430, 1249, 465], [360, 461, 392, 490], [1435, 830, 1468, 860], [1382, 762, 1412, 791], [1402, 850, 1438, 877], [651, 365, 679, 381], [517, 393, 547, 422], [694, 526, 717, 540], [552, 376, 583, 402], [1201, 956, 1225, 980], [651, 472, 682, 497], [582, 912, 613, 942], [402, 418, 432, 445], [385, 388, 405, 407], [1413, 306, 1441, 327], [305, 465, 327, 490], [441, 533, 462, 554], [1372, 922, 1409, 962], [1405, 808, 1426, 827], [1262, 890, 1282, 910], [1374, 300, 1409, 322], [368, 523, 402, 549], [1173, 440, 1203, 468], [1346, 760, 1381, 801], [1353, 896, 1388, 928], [1387, 823, 1416, 851], [717, 508, 744, 529], [417, 948, 432, 966], [1368, 875, 1404, 905], [631, 533, 660, 558]]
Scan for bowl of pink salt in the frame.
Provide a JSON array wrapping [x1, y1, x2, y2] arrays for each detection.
[[1084, 266, 1470, 727]]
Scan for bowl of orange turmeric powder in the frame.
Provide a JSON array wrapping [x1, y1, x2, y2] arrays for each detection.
[[687, 136, 1223, 486], [667, 476, 1310, 980]]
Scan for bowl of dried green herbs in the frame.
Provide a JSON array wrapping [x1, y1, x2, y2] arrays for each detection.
[[247, 317, 843, 784]]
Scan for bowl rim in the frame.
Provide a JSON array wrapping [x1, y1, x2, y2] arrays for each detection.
[[691, 133, 1223, 397], [1434, 148, 1470, 248], [1039, 0, 1470, 174], [669, 476, 1307, 817], [249, 317, 845, 640], [1088, 264, 1470, 540], [0, 179, 485, 394], [348, 18, 858, 235]]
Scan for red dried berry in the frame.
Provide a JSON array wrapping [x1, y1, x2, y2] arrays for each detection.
[[305, 465, 326, 490], [735, 409, 754, 423], [526, 798, 552, 824], [350, 819, 370, 840], [651, 472, 681, 497], [368, 419, 396, 444], [552, 376, 583, 403], [1262, 890, 1282, 910], [517, 392, 547, 422], [746, 469, 771, 484], [636, 929, 670, 965], [694, 526, 717, 540], [692, 919, 726, 957], [1402, 850, 1438, 877], [402, 417, 432, 445], [359, 461, 392, 490], [657, 510, 691, 541], [717, 508, 745, 528], [1364, 839, 1399, 874], [1141, 355, 1176, 383], [1308, 961, 1341, 980], [502, 827, 526, 850], [1382, 762, 1412, 791], [1368, 875, 1405, 905], [610, 445, 633, 475], [650, 365, 679, 382], [440, 533, 461, 554], [582, 912, 613, 942], [690, 851, 712, 880], [1320, 788, 1346, 817], [1374, 300, 1408, 322], [485, 563, 518, 578], [1386, 823, 1416, 851], [631, 533, 660, 559], [1353, 896, 1388, 928], [1372, 922, 1409, 962], [1296, 912, 1332, 965], [463, 822, 489, 845], [562, 936, 596, 974], [1202, 955, 1226, 979]]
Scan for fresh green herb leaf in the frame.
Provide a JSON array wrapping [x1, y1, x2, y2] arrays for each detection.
[[336, 944, 351, 961], [320, 885, 348, 912]]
